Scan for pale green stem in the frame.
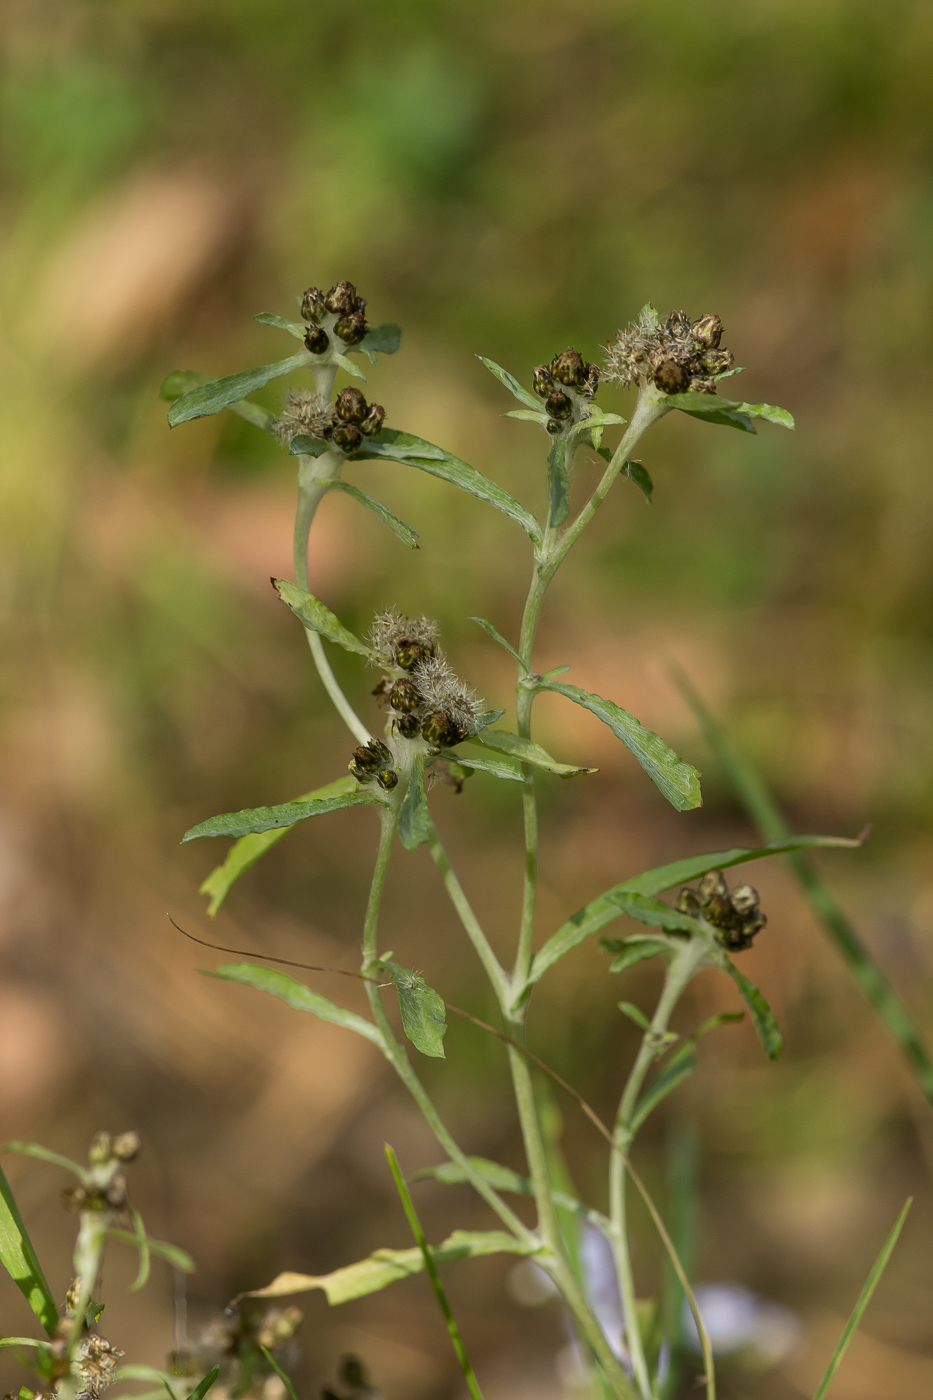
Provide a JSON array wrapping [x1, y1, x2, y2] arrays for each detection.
[[609, 940, 709, 1399], [512, 558, 551, 987], [362, 808, 532, 1241], [55, 1211, 107, 1400], [508, 1032, 639, 1400], [426, 819, 509, 1004], [292, 450, 371, 746]]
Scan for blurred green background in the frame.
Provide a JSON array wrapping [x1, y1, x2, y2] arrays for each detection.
[[2, 1, 933, 1396]]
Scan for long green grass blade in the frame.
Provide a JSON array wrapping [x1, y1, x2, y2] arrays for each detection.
[[674, 669, 933, 1103], [184, 1365, 219, 1400], [259, 1347, 300, 1400], [811, 1199, 911, 1400], [0, 1164, 59, 1335], [385, 1145, 485, 1400]]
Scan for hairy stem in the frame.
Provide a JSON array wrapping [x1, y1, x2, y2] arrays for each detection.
[[426, 820, 509, 1003], [293, 451, 371, 745], [512, 557, 552, 987]]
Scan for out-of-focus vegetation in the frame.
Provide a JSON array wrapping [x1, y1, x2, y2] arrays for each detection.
[[1, 2, 933, 1397]]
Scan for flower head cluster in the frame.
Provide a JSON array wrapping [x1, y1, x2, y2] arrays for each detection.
[[273, 386, 385, 454], [532, 346, 600, 435], [604, 308, 735, 395], [300, 279, 369, 351], [370, 609, 440, 672], [73, 1335, 123, 1400], [677, 871, 766, 951]]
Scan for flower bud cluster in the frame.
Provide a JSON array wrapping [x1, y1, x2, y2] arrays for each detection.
[[532, 347, 600, 435], [604, 309, 735, 395], [677, 871, 766, 951], [349, 739, 398, 791], [61, 1130, 141, 1213], [367, 610, 486, 753], [300, 279, 369, 352], [273, 386, 385, 453]]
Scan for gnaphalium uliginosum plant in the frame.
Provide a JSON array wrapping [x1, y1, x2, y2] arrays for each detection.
[[165, 283, 855, 1400]]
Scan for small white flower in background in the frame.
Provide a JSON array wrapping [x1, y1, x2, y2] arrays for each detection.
[[683, 1283, 802, 1365]]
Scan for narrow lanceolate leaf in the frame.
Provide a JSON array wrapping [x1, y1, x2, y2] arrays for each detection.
[[254, 312, 305, 339], [199, 777, 358, 915], [811, 1199, 911, 1400], [470, 616, 525, 668], [105, 1225, 194, 1281], [504, 408, 548, 424], [351, 429, 541, 543], [610, 893, 704, 938], [273, 579, 372, 656], [411, 1158, 595, 1220], [330, 352, 367, 381], [547, 436, 570, 527], [526, 833, 860, 988], [436, 749, 523, 782], [535, 678, 701, 811], [674, 669, 933, 1107], [0, 1164, 58, 1335], [205, 963, 384, 1047], [399, 756, 431, 850], [358, 323, 401, 356], [160, 372, 276, 431], [664, 394, 794, 435], [287, 434, 331, 457], [330, 480, 419, 548], [3, 1143, 86, 1178], [167, 352, 310, 426], [475, 728, 596, 778], [628, 1013, 743, 1135], [623, 459, 653, 503], [244, 1230, 535, 1305], [186, 1364, 220, 1400], [600, 937, 669, 974], [386, 962, 447, 1058], [717, 955, 783, 1059], [183, 788, 377, 841], [477, 356, 541, 410]]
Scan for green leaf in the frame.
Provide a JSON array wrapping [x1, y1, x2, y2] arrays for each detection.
[[167, 353, 310, 426], [469, 617, 525, 668], [475, 728, 595, 778], [412, 1156, 531, 1194], [3, 1143, 85, 1179], [674, 671, 933, 1107], [254, 312, 305, 340], [623, 459, 653, 503], [244, 1230, 534, 1305], [477, 356, 540, 410], [330, 351, 367, 381], [527, 833, 859, 989], [535, 678, 701, 811], [547, 436, 570, 527], [0, 1165, 58, 1336], [610, 892, 704, 938], [287, 434, 331, 456], [811, 1199, 911, 1400], [183, 788, 377, 842], [259, 1347, 300, 1400], [386, 962, 447, 1058], [105, 1218, 194, 1284], [619, 1001, 652, 1032], [398, 757, 431, 850], [185, 1365, 219, 1400], [0, 1337, 53, 1351], [330, 480, 419, 548], [199, 777, 358, 915], [663, 394, 794, 435], [358, 323, 401, 356], [436, 749, 523, 782], [718, 956, 783, 1059], [273, 578, 373, 655], [504, 408, 548, 424], [351, 429, 541, 543], [127, 1206, 149, 1290], [159, 372, 275, 431], [475, 708, 506, 731], [639, 303, 660, 328], [205, 963, 384, 1047], [600, 937, 670, 974]]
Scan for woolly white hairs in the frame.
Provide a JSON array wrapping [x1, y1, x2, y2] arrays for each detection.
[[413, 654, 486, 735], [272, 388, 333, 443], [369, 609, 441, 664]]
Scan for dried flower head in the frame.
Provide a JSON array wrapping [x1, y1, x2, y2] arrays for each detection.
[[273, 389, 334, 446], [413, 655, 486, 744], [676, 870, 766, 951], [604, 307, 735, 395], [370, 610, 440, 670], [74, 1335, 123, 1400]]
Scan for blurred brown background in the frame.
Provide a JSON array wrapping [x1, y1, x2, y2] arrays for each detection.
[[2, 1, 933, 1396]]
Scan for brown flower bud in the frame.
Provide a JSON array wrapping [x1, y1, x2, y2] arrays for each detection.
[[652, 360, 690, 394], [692, 314, 723, 349], [396, 640, 434, 671], [324, 280, 359, 315], [729, 884, 760, 917], [334, 311, 368, 346], [304, 325, 329, 355], [421, 712, 466, 748], [335, 386, 368, 424], [300, 286, 325, 322], [545, 389, 572, 418], [584, 362, 600, 395], [395, 713, 421, 740], [376, 768, 398, 791], [550, 347, 587, 388], [112, 1131, 141, 1162], [390, 679, 420, 713], [360, 402, 385, 435], [332, 423, 362, 453], [676, 888, 702, 918], [546, 417, 563, 435], [532, 365, 553, 397], [353, 741, 390, 773]]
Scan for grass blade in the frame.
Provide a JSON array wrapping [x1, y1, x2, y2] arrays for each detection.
[[184, 1365, 219, 1400], [259, 1346, 300, 1400], [0, 1164, 59, 1335], [673, 668, 933, 1103], [384, 1144, 485, 1400], [811, 1199, 911, 1400]]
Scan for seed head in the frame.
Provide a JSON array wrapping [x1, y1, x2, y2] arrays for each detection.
[[603, 308, 734, 395], [370, 610, 440, 670], [74, 1335, 123, 1400], [413, 655, 485, 743], [273, 389, 334, 446]]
